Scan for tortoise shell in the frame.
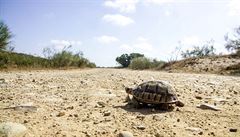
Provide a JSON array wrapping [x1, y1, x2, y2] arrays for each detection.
[[131, 81, 178, 104]]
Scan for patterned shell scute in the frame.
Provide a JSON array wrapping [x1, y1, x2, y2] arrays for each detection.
[[133, 81, 178, 104]]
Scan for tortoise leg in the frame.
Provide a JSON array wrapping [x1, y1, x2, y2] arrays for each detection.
[[176, 101, 184, 107], [131, 97, 141, 108]]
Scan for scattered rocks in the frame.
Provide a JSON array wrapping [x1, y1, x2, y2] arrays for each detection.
[[118, 131, 133, 137], [136, 115, 145, 120], [0, 78, 5, 84], [97, 101, 106, 108], [229, 128, 237, 132], [0, 122, 27, 137], [197, 103, 221, 111]]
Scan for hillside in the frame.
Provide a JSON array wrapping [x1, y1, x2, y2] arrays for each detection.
[[0, 50, 51, 69], [162, 54, 240, 75]]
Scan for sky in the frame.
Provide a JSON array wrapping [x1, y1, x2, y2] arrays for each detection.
[[1, 0, 240, 67]]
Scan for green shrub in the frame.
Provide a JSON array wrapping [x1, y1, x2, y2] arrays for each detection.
[[129, 57, 151, 70]]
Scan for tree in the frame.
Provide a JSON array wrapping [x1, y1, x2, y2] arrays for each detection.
[[0, 21, 13, 50], [116, 54, 130, 67], [116, 53, 144, 67], [181, 40, 216, 58], [225, 26, 240, 54]]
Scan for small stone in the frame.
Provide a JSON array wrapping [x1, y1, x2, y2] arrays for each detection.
[[97, 101, 106, 108], [56, 112, 65, 117], [136, 125, 145, 130], [155, 133, 164, 137], [0, 122, 27, 137], [198, 131, 203, 135], [195, 96, 202, 100], [32, 79, 35, 82], [151, 108, 156, 112], [234, 101, 237, 105], [229, 128, 237, 132], [177, 119, 180, 122], [118, 131, 133, 137], [197, 104, 221, 111], [74, 114, 78, 117], [136, 115, 145, 120], [103, 111, 111, 116], [23, 120, 28, 123]]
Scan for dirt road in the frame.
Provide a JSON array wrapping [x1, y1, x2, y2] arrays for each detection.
[[0, 69, 239, 137]]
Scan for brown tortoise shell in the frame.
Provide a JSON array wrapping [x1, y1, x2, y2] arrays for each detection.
[[131, 81, 178, 104]]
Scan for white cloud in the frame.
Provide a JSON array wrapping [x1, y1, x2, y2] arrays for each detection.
[[102, 14, 135, 26], [144, 0, 175, 5], [96, 35, 119, 44], [120, 37, 153, 52], [120, 44, 133, 51], [227, 0, 240, 16], [180, 36, 200, 46], [50, 39, 82, 50], [104, 0, 139, 13], [164, 10, 171, 16]]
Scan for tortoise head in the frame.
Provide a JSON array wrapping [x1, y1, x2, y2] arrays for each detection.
[[125, 87, 133, 95]]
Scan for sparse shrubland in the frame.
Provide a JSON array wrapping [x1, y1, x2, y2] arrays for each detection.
[[43, 46, 96, 68], [181, 40, 216, 58]]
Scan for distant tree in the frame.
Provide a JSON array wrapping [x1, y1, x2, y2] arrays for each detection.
[[0, 21, 13, 50], [116, 53, 144, 67], [181, 40, 216, 58], [225, 26, 240, 55], [116, 54, 130, 67]]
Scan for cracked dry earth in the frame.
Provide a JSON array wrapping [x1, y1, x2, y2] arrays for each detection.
[[0, 68, 240, 137]]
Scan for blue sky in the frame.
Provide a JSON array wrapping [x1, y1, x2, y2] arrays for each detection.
[[1, 0, 240, 67]]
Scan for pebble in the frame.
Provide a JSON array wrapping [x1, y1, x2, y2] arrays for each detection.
[[118, 131, 133, 137], [56, 112, 65, 117], [103, 111, 111, 116], [197, 104, 221, 111], [136, 125, 146, 130], [229, 128, 237, 132], [0, 122, 27, 137], [136, 115, 145, 120], [195, 96, 202, 100]]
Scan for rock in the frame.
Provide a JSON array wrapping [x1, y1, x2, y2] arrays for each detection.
[[229, 128, 237, 132], [118, 131, 133, 137], [0, 78, 5, 84], [186, 127, 202, 132], [4, 104, 38, 112], [0, 122, 27, 137], [195, 96, 202, 100], [103, 111, 111, 116], [135, 125, 145, 130], [136, 115, 145, 120], [153, 115, 164, 121], [155, 133, 164, 137], [197, 104, 221, 111], [56, 112, 65, 117], [97, 101, 106, 108]]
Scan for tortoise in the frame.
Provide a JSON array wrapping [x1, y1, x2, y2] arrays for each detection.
[[125, 81, 184, 109]]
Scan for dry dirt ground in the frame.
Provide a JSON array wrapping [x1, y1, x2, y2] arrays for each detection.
[[0, 68, 239, 137]]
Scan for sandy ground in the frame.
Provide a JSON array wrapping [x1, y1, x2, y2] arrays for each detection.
[[0, 68, 239, 137]]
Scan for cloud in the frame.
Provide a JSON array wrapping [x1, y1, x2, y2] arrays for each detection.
[[104, 0, 139, 13], [96, 35, 119, 44], [120, 37, 153, 52], [164, 10, 171, 16], [143, 0, 175, 5], [50, 39, 82, 50], [227, 0, 240, 16], [102, 14, 135, 26], [120, 44, 134, 51]]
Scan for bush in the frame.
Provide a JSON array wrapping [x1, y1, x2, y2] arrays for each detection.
[[181, 40, 216, 58], [129, 57, 166, 70], [225, 26, 240, 55], [0, 21, 13, 50]]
